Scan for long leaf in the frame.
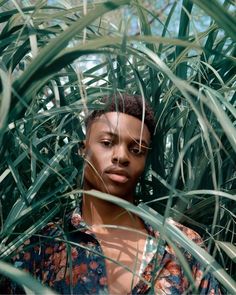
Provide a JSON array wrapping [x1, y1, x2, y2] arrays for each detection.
[[0, 261, 58, 294], [12, 0, 130, 94], [216, 241, 236, 263], [191, 0, 236, 41]]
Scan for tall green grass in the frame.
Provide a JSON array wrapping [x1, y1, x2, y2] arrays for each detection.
[[0, 0, 235, 292]]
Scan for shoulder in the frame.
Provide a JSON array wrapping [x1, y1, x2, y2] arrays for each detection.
[[162, 220, 222, 294], [168, 218, 204, 246], [12, 220, 66, 264]]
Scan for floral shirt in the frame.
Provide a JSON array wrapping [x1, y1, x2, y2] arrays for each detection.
[[3, 204, 221, 294]]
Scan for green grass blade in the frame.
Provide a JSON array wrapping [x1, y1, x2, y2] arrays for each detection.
[[13, 0, 130, 94], [3, 141, 76, 231], [0, 66, 11, 146], [216, 241, 236, 263], [191, 0, 236, 41], [0, 261, 58, 294]]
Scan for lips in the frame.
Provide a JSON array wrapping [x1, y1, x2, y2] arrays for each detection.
[[104, 167, 130, 184]]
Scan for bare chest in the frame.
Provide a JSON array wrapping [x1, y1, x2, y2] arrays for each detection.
[[97, 230, 147, 294]]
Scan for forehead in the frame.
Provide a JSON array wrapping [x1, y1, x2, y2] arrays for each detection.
[[87, 112, 151, 143]]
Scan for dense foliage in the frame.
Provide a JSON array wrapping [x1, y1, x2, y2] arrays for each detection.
[[0, 0, 235, 293]]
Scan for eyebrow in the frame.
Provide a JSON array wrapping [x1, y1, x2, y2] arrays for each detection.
[[99, 131, 150, 147]]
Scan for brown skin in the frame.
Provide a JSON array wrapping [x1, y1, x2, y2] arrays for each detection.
[[83, 112, 150, 200], [81, 112, 151, 293]]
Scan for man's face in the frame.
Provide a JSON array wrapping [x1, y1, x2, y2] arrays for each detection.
[[83, 112, 151, 200]]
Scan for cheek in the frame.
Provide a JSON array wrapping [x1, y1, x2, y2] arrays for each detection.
[[141, 158, 147, 170], [85, 147, 109, 172], [83, 154, 102, 184], [132, 159, 147, 178]]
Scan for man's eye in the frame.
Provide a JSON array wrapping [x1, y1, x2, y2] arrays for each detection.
[[130, 147, 145, 155], [101, 140, 113, 147]]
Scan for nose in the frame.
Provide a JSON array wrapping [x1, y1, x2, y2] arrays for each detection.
[[112, 144, 129, 166]]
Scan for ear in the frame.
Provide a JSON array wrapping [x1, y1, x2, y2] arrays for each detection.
[[78, 140, 86, 157]]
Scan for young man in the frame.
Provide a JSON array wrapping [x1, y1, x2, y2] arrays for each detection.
[[3, 94, 220, 294], [80, 94, 154, 294]]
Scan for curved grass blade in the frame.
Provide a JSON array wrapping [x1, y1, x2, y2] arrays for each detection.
[[3, 141, 76, 231], [12, 0, 130, 94], [0, 206, 59, 258], [0, 260, 58, 294], [0, 66, 11, 146], [216, 241, 236, 263], [191, 0, 236, 41]]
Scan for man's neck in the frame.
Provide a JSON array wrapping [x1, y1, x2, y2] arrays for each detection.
[[82, 194, 144, 233]]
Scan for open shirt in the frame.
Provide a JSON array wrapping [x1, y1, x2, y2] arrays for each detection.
[[4, 203, 221, 294]]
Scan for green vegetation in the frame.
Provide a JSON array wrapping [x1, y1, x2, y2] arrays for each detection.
[[0, 0, 235, 293]]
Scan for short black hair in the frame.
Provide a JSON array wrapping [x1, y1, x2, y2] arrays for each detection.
[[85, 93, 156, 137]]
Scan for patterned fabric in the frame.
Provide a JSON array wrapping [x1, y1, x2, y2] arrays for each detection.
[[4, 204, 221, 294]]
